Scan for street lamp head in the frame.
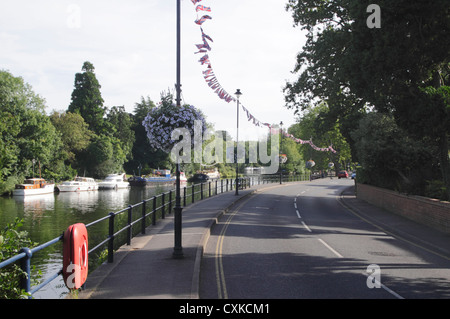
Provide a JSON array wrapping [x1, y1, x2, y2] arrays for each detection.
[[235, 89, 242, 99]]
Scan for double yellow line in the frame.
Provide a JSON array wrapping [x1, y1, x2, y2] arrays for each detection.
[[214, 184, 287, 299], [215, 199, 251, 299]]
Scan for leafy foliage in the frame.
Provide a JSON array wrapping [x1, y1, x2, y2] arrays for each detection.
[[288, 103, 352, 173], [0, 70, 70, 192], [285, 0, 450, 196], [0, 218, 41, 299], [68, 62, 105, 134], [351, 112, 435, 193]]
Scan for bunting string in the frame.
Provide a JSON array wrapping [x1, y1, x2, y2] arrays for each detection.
[[190, 0, 336, 154]]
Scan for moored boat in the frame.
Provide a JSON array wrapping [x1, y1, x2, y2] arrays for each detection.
[[98, 173, 130, 190], [205, 168, 220, 180], [129, 170, 187, 187], [57, 177, 99, 192], [13, 178, 55, 196]]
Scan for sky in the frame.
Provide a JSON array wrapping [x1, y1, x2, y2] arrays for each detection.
[[0, 0, 307, 141]]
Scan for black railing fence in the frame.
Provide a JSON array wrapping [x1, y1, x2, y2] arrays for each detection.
[[0, 174, 310, 298]]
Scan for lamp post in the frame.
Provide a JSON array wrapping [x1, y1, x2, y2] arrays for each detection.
[[235, 89, 242, 196], [279, 121, 283, 184], [173, 0, 183, 259]]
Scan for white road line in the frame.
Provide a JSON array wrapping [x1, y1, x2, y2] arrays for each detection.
[[294, 203, 297, 209], [296, 210, 301, 219], [301, 221, 312, 233], [362, 272, 404, 299], [318, 238, 344, 258]]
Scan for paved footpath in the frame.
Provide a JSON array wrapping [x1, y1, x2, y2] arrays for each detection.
[[79, 181, 450, 299], [80, 184, 272, 299]]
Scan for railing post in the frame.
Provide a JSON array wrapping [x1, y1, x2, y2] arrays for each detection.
[[192, 184, 195, 203], [141, 200, 146, 235], [20, 247, 32, 297], [221, 179, 223, 194], [127, 205, 132, 246], [209, 181, 211, 197], [215, 180, 218, 195], [152, 196, 157, 226], [169, 190, 172, 214], [108, 212, 115, 263], [162, 193, 166, 219], [201, 183, 204, 200], [183, 186, 186, 207]]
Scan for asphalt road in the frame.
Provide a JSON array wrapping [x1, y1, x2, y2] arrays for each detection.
[[199, 178, 450, 299]]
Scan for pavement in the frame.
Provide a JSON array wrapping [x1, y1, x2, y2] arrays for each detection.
[[78, 181, 450, 299]]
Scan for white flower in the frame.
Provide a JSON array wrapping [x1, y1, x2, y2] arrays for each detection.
[[143, 104, 207, 153]]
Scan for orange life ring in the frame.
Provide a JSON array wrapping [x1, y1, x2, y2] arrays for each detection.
[[63, 223, 88, 289]]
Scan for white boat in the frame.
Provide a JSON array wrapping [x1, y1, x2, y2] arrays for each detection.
[[205, 168, 220, 180], [98, 173, 130, 190], [57, 177, 99, 192], [13, 178, 55, 196], [180, 172, 188, 183]]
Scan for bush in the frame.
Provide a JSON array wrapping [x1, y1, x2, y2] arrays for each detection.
[[351, 112, 435, 194], [425, 180, 449, 201], [0, 218, 40, 299]]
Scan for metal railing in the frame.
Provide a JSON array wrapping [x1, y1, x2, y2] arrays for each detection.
[[0, 174, 310, 298]]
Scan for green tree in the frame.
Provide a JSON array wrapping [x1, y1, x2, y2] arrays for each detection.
[[280, 137, 305, 174], [79, 135, 126, 178], [105, 106, 135, 162], [50, 111, 95, 167], [125, 96, 160, 175], [284, 0, 450, 195], [288, 103, 352, 173], [351, 112, 435, 194], [68, 61, 105, 134], [0, 70, 68, 193]]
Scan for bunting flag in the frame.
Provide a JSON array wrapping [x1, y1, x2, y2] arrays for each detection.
[[240, 102, 337, 153], [191, 1, 235, 104], [196, 5, 211, 12], [190, 1, 336, 154], [196, 39, 211, 51], [195, 15, 212, 25], [201, 28, 213, 43]]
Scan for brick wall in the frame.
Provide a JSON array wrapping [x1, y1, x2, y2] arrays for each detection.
[[356, 183, 450, 234]]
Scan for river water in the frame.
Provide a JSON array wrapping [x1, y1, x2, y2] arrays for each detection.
[[0, 184, 177, 299]]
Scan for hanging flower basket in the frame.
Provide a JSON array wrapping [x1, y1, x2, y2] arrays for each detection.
[[306, 160, 316, 168], [142, 103, 207, 153]]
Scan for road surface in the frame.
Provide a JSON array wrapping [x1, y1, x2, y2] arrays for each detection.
[[200, 178, 450, 299]]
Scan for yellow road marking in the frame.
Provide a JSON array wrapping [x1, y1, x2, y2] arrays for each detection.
[[215, 184, 287, 299]]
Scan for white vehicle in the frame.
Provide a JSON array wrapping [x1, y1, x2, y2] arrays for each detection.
[[57, 177, 99, 192], [98, 173, 130, 190]]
